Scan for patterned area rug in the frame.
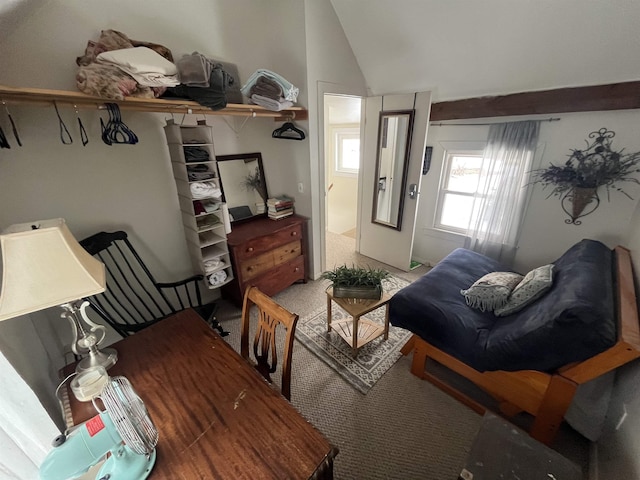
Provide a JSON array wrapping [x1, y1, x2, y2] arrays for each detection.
[[295, 275, 412, 394]]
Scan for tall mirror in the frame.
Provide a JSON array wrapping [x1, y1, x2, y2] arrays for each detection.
[[372, 110, 415, 230], [216, 152, 268, 222]]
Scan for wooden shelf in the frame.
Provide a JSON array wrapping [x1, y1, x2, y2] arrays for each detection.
[[0, 85, 307, 121]]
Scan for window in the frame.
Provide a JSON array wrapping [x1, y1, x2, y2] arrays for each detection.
[[334, 127, 360, 176], [435, 150, 484, 233]]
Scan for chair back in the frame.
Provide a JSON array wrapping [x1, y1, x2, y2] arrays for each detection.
[[241, 286, 299, 400], [80, 231, 205, 336]]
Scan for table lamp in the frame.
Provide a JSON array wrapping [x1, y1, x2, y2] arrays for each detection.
[[0, 218, 117, 373]]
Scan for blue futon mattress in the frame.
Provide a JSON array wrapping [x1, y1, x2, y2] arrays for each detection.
[[389, 239, 617, 372]]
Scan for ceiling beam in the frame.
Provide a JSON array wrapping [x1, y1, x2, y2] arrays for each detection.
[[430, 81, 640, 121]]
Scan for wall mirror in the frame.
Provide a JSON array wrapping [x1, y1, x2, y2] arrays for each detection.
[[372, 110, 415, 230], [216, 152, 268, 222]]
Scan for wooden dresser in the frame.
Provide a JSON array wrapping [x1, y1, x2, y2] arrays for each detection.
[[222, 214, 307, 306]]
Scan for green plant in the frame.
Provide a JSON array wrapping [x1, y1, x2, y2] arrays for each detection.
[[320, 264, 390, 287], [531, 127, 640, 200]]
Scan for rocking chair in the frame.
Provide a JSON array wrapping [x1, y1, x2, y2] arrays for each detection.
[[79, 230, 228, 337]]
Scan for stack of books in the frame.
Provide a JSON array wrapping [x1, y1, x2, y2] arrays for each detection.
[[267, 196, 294, 220]]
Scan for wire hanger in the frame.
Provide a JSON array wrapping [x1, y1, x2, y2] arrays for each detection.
[[53, 102, 73, 145], [3, 101, 21, 147], [272, 119, 306, 141], [0, 124, 10, 149], [74, 105, 88, 146], [100, 103, 138, 145]]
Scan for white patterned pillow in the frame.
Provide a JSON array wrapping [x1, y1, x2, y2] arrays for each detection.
[[460, 271, 524, 312], [494, 264, 554, 317]]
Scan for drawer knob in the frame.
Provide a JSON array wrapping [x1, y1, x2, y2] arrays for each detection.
[[291, 231, 297, 236], [247, 247, 254, 252], [294, 267, 299, 272]]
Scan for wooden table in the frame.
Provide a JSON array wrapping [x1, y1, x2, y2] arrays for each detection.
[[326, 287, 391, 356], [63, 309, 337, 479]]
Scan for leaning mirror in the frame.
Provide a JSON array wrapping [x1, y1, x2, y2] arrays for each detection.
[[372, 110, 415, 230], [216, 152, 268, 222]]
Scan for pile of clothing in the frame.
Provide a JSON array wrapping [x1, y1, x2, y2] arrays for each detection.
[[241, 69, 299, 111], [163, 52, 237, 111], [76, 30, 177, 100]]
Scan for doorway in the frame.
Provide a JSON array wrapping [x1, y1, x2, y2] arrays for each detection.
[[323, 94, 363, 268]]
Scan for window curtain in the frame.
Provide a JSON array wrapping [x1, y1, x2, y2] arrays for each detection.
[[0, 350, 59, 479], [466, 120, 540, 266]]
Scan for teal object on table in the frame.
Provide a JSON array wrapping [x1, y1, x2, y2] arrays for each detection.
[[39, 412, 156, 480]]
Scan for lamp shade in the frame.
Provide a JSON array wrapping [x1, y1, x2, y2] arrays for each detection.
[[0, 218, 105, 321]]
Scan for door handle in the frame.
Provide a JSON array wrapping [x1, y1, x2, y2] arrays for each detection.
[[408, 184, 418, 199]]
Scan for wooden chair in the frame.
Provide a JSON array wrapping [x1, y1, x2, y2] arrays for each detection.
[[80, 230, 228, 337], [241, 286, 299, 400]]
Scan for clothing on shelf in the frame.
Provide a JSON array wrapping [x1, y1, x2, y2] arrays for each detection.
[[176, 52, 216, 87], [76, 30, 174, 100], [187, 163, 215, 180], [164, 64, 233, 111], [251, 94, 293, 112], [96, 46, 179, 87], [184, 146, 210, 162], [203, 257, 225, 273], [190, 181, 221, 200], [241, 69, 299, 103]]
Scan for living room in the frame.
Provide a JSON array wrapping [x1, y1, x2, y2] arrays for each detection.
[[1, 0, 640, 478]]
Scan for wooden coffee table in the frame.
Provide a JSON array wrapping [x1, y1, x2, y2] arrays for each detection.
[[326, 287, 391, 357]]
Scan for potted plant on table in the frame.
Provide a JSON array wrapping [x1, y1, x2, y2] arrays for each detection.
[[531, 127, 640, 224], [321, 264, 390, 300]]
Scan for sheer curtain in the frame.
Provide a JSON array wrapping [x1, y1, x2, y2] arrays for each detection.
[[466, 120, 540, 266], [0, 351, 59, 479]]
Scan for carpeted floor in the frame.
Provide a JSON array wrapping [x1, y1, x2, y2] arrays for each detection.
[[214, 231, 590, 479]]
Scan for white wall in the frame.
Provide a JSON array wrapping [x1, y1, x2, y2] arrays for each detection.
[[413, 110, 640, 271], [0, 0, 309, 425], [303, 0, 367, 277]]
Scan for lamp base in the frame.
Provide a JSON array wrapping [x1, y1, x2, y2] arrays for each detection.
[[76, 347, 118, 373]]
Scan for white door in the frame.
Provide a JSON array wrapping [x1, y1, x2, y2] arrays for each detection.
[[358, 92, 431, 271]]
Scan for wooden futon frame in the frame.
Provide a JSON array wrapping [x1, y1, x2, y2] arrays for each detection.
[[400, 246, 640, 445]]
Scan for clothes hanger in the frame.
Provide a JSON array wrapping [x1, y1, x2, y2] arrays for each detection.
[[101, 103, 138, 145], [272, 121, 306, 141], [74, 104, 88, 146], [53, 101, 73, 145], [3, 101, 21, 147]]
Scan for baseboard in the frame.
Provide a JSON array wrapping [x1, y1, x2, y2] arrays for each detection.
[[588, 441, 598, 480]]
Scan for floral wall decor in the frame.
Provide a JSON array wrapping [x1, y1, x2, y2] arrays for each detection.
[[531, 128, 640, 225]]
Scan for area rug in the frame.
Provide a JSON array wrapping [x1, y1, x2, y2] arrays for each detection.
[[295, 275, 412, 394]]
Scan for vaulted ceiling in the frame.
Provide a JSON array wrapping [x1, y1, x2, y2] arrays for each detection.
[[330, 0, 640, 102]]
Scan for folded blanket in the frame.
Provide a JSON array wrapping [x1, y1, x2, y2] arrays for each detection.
[[177, 52, 215, 87], [241, 69, 298, 102], [251, 94, 293, 112], [250, 75, 283, 100], [97, 47, 179, 87]]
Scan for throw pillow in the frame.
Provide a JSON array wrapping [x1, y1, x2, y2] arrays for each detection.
[[494, 264, 555, 317], [460, 271, 524, 312]]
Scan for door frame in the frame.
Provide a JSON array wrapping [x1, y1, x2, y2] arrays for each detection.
[[314, 82, 366, 278]]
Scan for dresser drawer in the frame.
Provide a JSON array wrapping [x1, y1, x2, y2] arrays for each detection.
[[235, 223, 302, 260], [240, 240, 301, 281], [249, 255, 305, 297]]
